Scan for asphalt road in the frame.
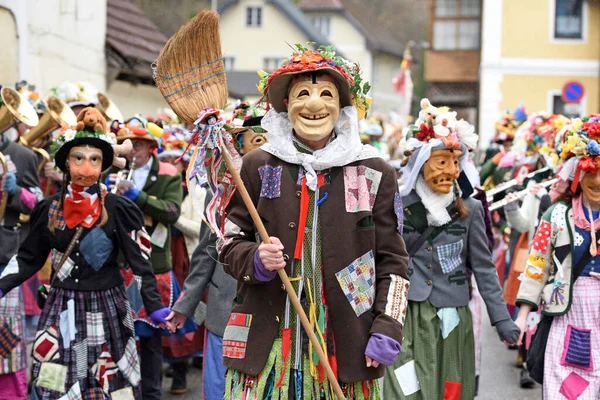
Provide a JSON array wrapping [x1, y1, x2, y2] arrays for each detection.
[[162, 313, 543, 400]]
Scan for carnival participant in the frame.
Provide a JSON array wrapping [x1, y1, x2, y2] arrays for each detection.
[[0, 84, 42, 399], [515, 116, 600, 399], [166, 103, 269, 399], [107, 116, 191, 400], [156, 123, 204, 395], [0, 109, 169, 399], [217, 44, 409, 399], [384, 99, 520, 399]]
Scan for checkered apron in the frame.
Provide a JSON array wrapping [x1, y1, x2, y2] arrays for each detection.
[[0, 288, 27, 374], [32, 286, 141, 399], [542, 277, 600, 399]]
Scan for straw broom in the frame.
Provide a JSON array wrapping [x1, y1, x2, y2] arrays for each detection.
[[154, 11, 345, 400]]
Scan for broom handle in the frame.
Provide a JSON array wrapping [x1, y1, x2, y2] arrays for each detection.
[[221, 149, 345, 400]]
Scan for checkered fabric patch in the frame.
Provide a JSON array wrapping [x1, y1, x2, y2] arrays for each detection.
[[58, 381, 82, 400], [258, 164, 283, 199], [56, 257, 76, 282], [73, 339, 88, 379], [0, 323, 20, 358], [385, 274, 410, 326], [91, 344, 118, 393], [79, 227, 113, 271], [335, 250, 376, 317], [343, 166, 382, 213], [223, 313, 252, 360], [110, 387, 135, 400], [82, 387, 105, 399], [117, 337, 141, 387], [123, 301, 134, 334], [85, 312, 105, 346], [33, 326, 60, 362], [437, 240, 464, 274], [48, 200, 66, 230], [394, 192, 404, 235]]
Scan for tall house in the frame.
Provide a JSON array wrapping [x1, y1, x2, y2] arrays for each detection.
[[479, 0, 600, 147], [425, 0, 482, 123]]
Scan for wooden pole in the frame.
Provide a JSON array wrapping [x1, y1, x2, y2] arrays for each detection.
[[221, 149, 345, 400]]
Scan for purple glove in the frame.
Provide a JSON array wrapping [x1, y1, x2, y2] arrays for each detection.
[[149, 307, 171, 326], [254, 250, 277, 282], [123, 187, 140, 201]]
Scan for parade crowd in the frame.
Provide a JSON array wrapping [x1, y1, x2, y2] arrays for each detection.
[[0, 13, 598, 400]]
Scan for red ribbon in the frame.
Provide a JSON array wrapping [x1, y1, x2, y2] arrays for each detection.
[[276, 328, 291, 388]]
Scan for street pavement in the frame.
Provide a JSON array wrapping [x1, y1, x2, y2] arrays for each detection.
[[162, 313, 543, 399]]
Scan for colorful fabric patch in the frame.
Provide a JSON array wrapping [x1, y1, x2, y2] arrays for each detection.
[[0, 324, 20, 358], [117, 337, 141, 387], [532, 220, 551, 254], [574, 232, 584, 247], [33, 326, 60, 362], [91, 344, 118, 392], [58, 381, 82, 400], [79, 227, 113, 271], [559, 372, 589, 399], [394, 360, 420, 396], [223, 312, 253, 359], [443, 381, 461, 400], [85, 312, 105, 346], [524, 254, 546, 282], [335, 250, 376, 317], [550, 281, 567, 305], [437, 240, 463, 274], [258, 164, 283, 199], [394, 192, 403, 234], [49, 200, 66, 230], [83, 387, 106, 399], [343, 166, 382, 213], [551, 204, 567, 230], [437, 308, 460, 340], [57, 257, 76, 282], [73, 339, 88, 379], [122, 269, 173, 327], [561, 325, 593, 371], [128, 229, 151, 260], [110, 387, 135, 400], [385, 274, 409, 326], [37, 362, 68, 393]]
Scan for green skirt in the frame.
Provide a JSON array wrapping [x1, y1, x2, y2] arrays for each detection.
[[383, 300, 475, 399]]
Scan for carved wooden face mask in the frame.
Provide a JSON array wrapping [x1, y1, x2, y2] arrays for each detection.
[[67, 145, 103, 187], [286, 74, 340, 142], [241, 129, 268, 154], [422, 149, 462, 193]]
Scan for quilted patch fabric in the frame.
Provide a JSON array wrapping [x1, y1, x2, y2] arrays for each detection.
[[79, 227, 114, 271], [532, 220, 551, 254], [343, 166, 382, 213], [385, 274, 410, 326], [0, 324, 20, 358], [117, 337, 141, 387], [48, 200, 66, 230], [335, 250, 376, 317], [258, 164, 283, 199], [85, 312, 105, 346], [128, 229, 152, 260], [223, 312, 253, 359], [437, 240, 464, 274], [33, 326, 60, 363], [561, 325, 593, 370]]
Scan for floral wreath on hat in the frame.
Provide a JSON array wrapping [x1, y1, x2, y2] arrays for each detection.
[[554, 116, 600, 193], [258, 43, 371, 116], [51, 125, 116, 172], [399, 99, 480, 196]]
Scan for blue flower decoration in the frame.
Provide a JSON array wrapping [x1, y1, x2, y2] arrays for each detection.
[[588, 140, 600, 156]]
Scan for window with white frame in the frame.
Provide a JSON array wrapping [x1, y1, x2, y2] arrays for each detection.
[[552, 94, 584, 119], [553, 0, 583, 39], [223, 56, 235, 71], [311, 16, 332, 38], [432, 0, 481, 50], [246, 6, 263, 27], [263, 57, 283, 72]]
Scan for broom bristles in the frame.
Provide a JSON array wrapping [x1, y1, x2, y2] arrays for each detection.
[[154, 10, 228, 124]]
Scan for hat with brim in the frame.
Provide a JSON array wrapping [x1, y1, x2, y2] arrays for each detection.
[[55, 136, 114, 173], [267, 66, 352, 113], [113, 118, 159, 147]]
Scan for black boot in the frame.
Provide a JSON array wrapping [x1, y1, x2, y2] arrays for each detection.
[[520, 364, 535, 389], [170, 361, 188, 395]]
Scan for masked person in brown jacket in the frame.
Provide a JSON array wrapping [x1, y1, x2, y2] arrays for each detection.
[[218, 44, 410, 399]]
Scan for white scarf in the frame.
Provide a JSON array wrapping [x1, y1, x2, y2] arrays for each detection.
[[415, 175, 455, 227], [260, 106, 381, 190]]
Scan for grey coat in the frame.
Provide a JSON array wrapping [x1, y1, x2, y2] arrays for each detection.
[[403, 191, 510, 325], [172, 193, 237, 337]]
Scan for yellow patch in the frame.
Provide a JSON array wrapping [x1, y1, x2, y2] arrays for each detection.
[[527, 254, 546, 269], [525, 265, 544, 282]]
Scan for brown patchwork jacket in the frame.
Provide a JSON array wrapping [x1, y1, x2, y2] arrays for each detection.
[[219, 149, 410, 383]]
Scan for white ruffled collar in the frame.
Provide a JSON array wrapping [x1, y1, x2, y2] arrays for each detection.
[[415, 175, 455, 226], [260, 106, 381, 190]]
